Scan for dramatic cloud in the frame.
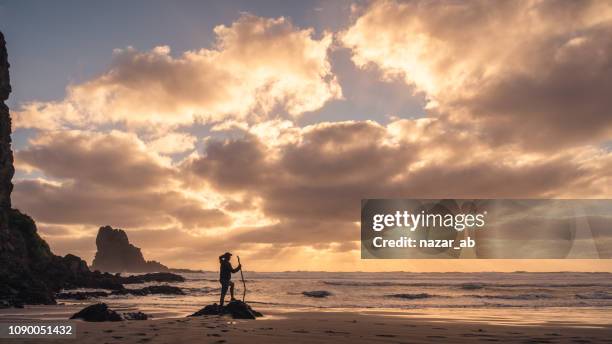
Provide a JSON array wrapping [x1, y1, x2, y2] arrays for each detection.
[[16, 118, 610, 268], [17, 130, 174, 190], [14, 130, 230, 230], [9, 4, 612, 270], [13, 14, 341, 130], [342, 0, 612, 148], [183, 120, 612, 249]]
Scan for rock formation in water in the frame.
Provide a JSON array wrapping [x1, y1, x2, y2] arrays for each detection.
[[91, 225, 168, 272]]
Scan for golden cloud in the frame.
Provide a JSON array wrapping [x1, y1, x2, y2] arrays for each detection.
[[342, 0, 612, 148], [13, 14, 342, 130], [9, 3, 612, 270]]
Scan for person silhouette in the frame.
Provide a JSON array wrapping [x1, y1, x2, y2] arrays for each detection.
[[218, 252, 241, 307]]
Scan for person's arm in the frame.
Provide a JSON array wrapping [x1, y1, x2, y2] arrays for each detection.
[[232, 264, 241, 273]]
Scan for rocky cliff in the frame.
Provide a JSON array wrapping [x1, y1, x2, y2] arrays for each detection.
[[0, 32, 181, 308], [0, 32, 94, 307], [91, 226, 168, 273], [0, 33, 13, 210]]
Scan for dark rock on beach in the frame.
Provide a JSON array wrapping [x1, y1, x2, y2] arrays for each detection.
[[190, 304, 220, 316], [70, 303, 123, 322], [190, 300, 263, 319], [225, 300, 264, 319], [302, 290, 333, 298], [91, 225, 168, 273]]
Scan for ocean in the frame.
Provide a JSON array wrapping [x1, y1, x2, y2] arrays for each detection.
[[42, 271, 612, 320]]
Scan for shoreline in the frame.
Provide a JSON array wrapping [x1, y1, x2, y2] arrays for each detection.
[[3, 304, 612, 325], [2, 305, 611, 343], [0, 305, 612, 344]]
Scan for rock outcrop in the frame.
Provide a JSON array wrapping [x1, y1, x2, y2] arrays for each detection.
[[91, 225, 168, 273], [70, 303, 151, 322], [302, 290, 333, 298], [189, 300, 263, 319], [70, 303, 123, 322]]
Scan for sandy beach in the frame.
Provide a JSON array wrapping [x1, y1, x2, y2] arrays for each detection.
[[2, 306, 612, 343]]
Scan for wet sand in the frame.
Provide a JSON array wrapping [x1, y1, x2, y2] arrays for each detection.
[[2, 306, 612, 343]]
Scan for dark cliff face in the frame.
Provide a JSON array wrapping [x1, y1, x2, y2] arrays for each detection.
[[0, 32, 176, 308], [91, 226, 168, 273], [0, 32, 14, 209], [0, 32, 92, 307]]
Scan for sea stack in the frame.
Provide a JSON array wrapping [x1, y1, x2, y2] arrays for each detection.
[[91, 225, 168, 273]]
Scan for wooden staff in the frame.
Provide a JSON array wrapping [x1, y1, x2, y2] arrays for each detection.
[[237, 255, 246, 302]]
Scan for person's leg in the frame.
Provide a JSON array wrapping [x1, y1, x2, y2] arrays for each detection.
[[220, 281, 229, 307], [229, 281, 235, 300]]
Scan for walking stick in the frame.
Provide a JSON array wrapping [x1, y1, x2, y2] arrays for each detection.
[[237, 256, 246, 302]]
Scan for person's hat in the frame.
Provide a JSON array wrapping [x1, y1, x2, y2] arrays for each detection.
[[221, 252, 232, 258]]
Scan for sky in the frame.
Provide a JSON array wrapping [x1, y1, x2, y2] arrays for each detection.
[[1, 0, 611, 271]]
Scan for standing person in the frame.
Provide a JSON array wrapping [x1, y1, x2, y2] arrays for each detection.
[[219, 252, 241, 307]]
